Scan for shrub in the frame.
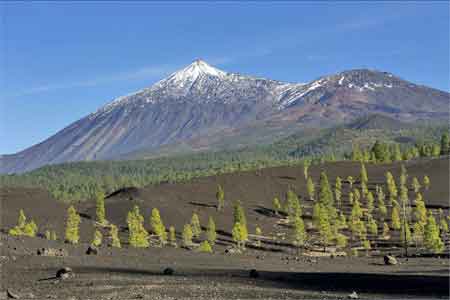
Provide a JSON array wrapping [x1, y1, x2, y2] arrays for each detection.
[[197, 240, 213, 253]]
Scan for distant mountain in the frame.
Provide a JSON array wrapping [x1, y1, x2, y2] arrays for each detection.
[[1, 60, 448, 174]]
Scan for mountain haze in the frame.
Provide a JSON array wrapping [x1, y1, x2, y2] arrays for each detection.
[[1, 60, 448, 173]]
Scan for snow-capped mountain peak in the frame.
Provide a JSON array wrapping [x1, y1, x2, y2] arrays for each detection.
[[158, 59, 227, 87]]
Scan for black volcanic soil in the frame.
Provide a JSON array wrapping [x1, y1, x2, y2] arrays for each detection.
[[1, 157, 449, 299]]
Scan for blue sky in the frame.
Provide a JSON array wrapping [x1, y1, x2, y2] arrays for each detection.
[[1, 1, 449, 154]]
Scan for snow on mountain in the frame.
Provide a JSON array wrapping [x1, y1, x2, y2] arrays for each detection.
[[1, 61, 448, 174]]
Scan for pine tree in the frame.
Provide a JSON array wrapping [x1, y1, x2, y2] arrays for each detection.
[[391, 205, 401, 230], [385, 171, 397, 203], [412, 222, 424, 247], [272, 197, 282, 216], [65, 205, 81, 244], [206, 216, 217, 245], [367, 215, 378, 235], [45, 230, 51, 240], [110, 224, 121, 248], [127, 205, 149, 248], [198, 240, 213, 253], [411, 177, 421, 193], [335, 176, 342, 209], [414, 193, 427, 225], [9, 209, 28, 236], [366, 192, 375, 215], [393, 144, 403, 161], [23, 220, 38, 237], [306, 177, 315, 201], [348, 191, 354, 205], [303, 160, 310, 179], [338, 212, 347, 229], [233, 200, 247, 227], [190, 213, 202, 239], [51, 230, 57, 241], [216, 184, 225, 211], [182, 224, 193, 247], [360, 163, 368, 185], [292, 215, 306, 254], [286, 189, 301, 222], [424, 212, 444, 253], [400, 222, 412, 245], [347, 176, 355, 189], [382, 222, 390, 239], [440, 132, 449, 155], [438, 209, 449, 234], [376, 186, 387, 219], [232, 222, 247, 250], [399, 165, 408, 189], [151, 208, 167, 246], [95, 190, 106, 225], [169, 226, 177, 247], [352, 143, 363, 161], [335, 231, 348, 248], [423, 175, 430, 190], [18, 209, 27, 230], [91, 229, 103, 247], [255, 226, 262, 247], [317, 204, 334, 248]]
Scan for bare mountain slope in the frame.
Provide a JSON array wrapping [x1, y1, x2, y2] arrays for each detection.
[[1, 60, 448, 173]]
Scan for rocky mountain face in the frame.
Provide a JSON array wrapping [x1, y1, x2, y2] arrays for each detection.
[[1, 60, 448, 173]]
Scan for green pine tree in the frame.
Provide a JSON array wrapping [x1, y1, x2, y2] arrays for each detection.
[[127, 205, 149, 248], [65, 205, 81, 244], [306, 177, 315, 201], [411, 177, 421, 193], [190, 213, 202, 239], [182, 224, 193, 247], [91, 229, 103, 247], [169, 226, 177, 247], [23, 220, 38, 237], [391, 205, 401, 230], [151, 208, 167, 246], [216, 184, 225, 211], [95, 190, 106, 225], [273, 197, 282, 216], [292, 215, 307, 254], [423, 175, 430, 190], [206, 216, 217, 245], [110, 224, 121, 248], [424, 212, 444, 253]]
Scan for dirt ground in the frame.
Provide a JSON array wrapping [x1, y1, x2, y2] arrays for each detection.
[[1, 157, 449, 299]]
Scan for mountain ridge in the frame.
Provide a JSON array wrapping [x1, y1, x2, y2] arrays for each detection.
[[1, 60, 448, 174]]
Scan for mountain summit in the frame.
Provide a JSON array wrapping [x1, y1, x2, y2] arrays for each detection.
[[1, 61, 448, 173]]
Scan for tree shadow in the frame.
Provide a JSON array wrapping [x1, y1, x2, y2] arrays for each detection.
[[189, 201, 217, 209], [258, 271, 450, 296]]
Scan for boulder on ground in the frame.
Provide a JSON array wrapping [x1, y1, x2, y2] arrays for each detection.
[[86, 246, 98, 255], [348, 291, 359, 299], [37, 248, 67, 257], [6, 289, 19, 299], [56, 267, 73, 280], [163, 267, 174, 275], [384, 255, 398, 265]]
